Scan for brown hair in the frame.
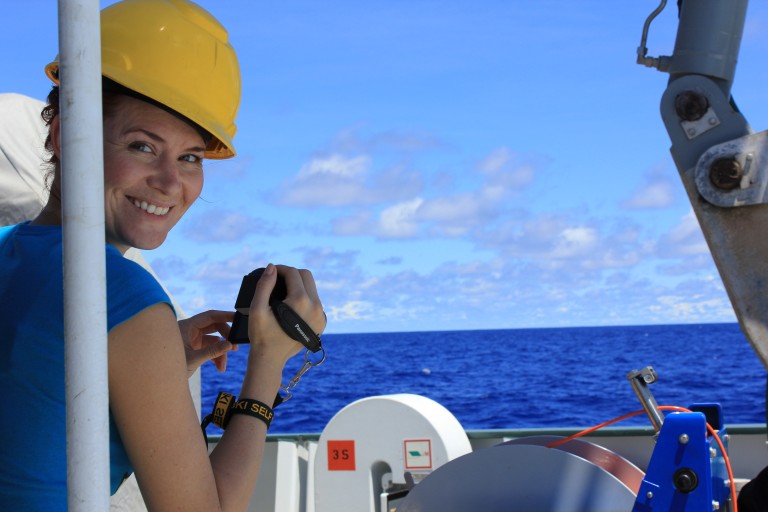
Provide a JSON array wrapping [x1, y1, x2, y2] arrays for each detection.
[[40, 84, 126, 193], [41, 85, 59, 169]]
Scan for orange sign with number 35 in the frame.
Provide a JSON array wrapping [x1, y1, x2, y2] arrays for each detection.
[[327, 440, 356, 471]]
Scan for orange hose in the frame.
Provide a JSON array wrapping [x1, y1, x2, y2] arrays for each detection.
[[545, 405, 738, 512]]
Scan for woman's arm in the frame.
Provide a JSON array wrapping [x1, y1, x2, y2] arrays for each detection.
[[108, 263, 324, 511], [210, 264, 325, 508], [109, 302, 222, 510]]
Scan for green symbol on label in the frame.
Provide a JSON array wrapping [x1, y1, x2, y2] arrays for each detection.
[[409, 451, 422, 457]]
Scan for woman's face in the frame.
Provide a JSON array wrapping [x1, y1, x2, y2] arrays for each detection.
[[101, 95, 205, 253]]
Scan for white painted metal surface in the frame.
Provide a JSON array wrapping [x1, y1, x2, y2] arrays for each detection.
[[56, 0, 109, 509], [314, 394, 472, 512]]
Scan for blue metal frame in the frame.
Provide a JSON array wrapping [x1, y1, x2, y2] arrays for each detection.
[[632, 404, 730, 511]]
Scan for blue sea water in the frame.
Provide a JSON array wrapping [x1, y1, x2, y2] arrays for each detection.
[[202, 323, 767, 435]]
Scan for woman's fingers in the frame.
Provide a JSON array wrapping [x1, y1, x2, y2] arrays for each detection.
[[246, 264, 325, 357], [250, 264, 276, 310], [276, 266, 325, 334], [276, 265, 306, 300]]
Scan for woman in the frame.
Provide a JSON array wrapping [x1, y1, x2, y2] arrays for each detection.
[[0, 0, 326, 510]]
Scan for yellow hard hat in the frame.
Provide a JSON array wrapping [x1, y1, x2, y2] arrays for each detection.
[[45, 0, 241, 159]]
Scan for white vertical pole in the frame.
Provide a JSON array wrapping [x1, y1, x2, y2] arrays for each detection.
[[57, 0, 109, 510]]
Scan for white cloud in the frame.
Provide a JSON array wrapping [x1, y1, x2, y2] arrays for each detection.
[[622, 166, 678, 209], [327, 300, 374, 321], [270, 126, 446, 209], [377, 198, 424, 238], [332, 210, 373, 236], [551, 226, 598, 258], [653, 294, 734, 321], [312, 255, 735, 332], [656, 210, 708, 258], [418, 193, 492, 222], [182, 208, 275, 242], [191, 246, 268, 282], [477, 147, 511, 173], [474, 213, 649, 273], [151, 221, 736, 334], [477, 147, 536, 191], [324, 146, 540, 239], [299, 246, 359, 269], [185, 295, 210, 312], [278, 156, 423, 208], [623, 181, 676, 209], [298, 153, 370, 178]]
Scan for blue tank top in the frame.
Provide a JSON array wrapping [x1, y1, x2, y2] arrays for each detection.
[[0, 222, 174, 510]]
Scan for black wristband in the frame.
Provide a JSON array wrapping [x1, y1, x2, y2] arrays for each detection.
[[231, 398, 274, 429], [211, 392, 236, 429], [202, 392, 274, 433]]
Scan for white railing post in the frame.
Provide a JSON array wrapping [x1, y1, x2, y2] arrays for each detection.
[[57, 0, 109, 509]]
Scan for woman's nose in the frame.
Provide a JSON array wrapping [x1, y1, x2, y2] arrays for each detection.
[[149, 155, 182, 193]]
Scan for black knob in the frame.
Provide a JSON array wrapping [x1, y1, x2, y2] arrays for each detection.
[[673, 468, 698, 493]]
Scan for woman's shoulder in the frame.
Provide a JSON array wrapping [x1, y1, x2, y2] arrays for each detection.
[[105, 247, 176, 330], [0, 221, 61, 261], [0, 222, 22, 244], [105, 248, 165, 295], [0, 221, 57, 241]]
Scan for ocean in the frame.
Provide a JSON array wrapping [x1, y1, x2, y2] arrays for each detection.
[[201, 323, 767, 435]]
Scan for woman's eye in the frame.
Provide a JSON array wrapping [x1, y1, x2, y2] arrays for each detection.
[[129, 142, 152, 153], [180, 154, 203, 163]]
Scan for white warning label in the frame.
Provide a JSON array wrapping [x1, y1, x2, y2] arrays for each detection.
[[404, 439, 432, 470]]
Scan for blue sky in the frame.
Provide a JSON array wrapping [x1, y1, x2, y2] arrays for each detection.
[[3, 1, 768, 334]]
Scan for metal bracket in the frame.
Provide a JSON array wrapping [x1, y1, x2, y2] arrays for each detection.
[[681, 107, 720, 140], [632, 408, 731, 511], [695, 131, 768, 207], [627, 367, 665, 433]]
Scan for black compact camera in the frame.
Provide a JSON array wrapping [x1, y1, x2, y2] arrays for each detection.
[[227, 267, 287, 343]]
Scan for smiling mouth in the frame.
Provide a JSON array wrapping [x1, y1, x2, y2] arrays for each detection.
[[132, 199, 170, 216]]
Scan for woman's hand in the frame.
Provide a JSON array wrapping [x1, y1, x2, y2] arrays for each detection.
[[178, 310, 237, 377], [247, 264, 326, 365]]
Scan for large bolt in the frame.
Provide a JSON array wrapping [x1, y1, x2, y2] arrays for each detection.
[[675, 91, 710, 121], [673, 468, 699, 493], [710, 158, 743, 191]]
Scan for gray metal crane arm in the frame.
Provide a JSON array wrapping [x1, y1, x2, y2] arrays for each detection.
[[641, 0, 768, 368]]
